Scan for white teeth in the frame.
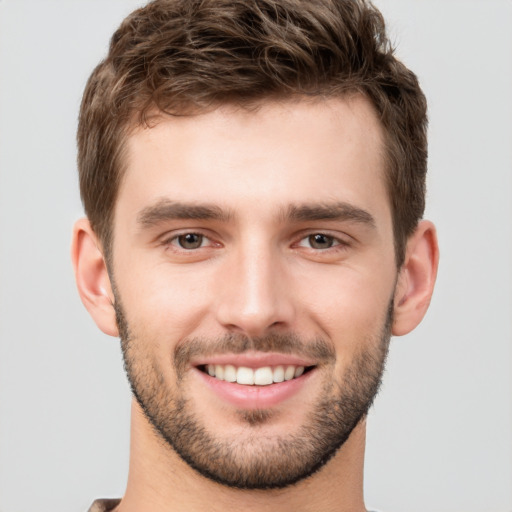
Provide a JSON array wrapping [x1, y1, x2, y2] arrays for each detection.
[[294, 366, 305, 378], [237, 366, 254, 385], [284, 365, 296, 381], [205, 364, 309, 385], [254, 367, 273, 386], [273, 365, 285, 383], [215, 364, 224, 380], [224, 364, 237, 382]]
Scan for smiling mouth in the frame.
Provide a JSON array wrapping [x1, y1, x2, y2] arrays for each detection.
[[198, 364, 315, 386]]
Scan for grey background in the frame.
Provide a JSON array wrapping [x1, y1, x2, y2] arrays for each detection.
[[0, 1, 511, 511]]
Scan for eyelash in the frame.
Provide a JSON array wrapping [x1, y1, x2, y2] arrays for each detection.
[[161, 231, 350, 253], [162, 232, 215, 251], [296, 233, 346, 250]]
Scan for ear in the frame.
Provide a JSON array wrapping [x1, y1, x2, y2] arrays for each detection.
[[71, 218, 119, 337], [392, 220, 439, 336]]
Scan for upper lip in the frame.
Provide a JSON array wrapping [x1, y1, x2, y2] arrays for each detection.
[[191, 351, 317, 369]]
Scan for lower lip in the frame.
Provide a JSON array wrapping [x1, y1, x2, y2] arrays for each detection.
[[194, 368, 314, 409]]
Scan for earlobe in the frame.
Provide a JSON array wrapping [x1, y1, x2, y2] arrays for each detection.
[[392, 220, 439, 336], [71, 218, 119, 337]]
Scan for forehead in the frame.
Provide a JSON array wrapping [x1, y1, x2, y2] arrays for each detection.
[[117, 96, 389, 228]]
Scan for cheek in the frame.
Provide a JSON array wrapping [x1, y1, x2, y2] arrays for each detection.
[[298, 266, 394, 357], [116, 262, 217, 343]]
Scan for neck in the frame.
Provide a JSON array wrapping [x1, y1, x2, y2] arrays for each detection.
[[117, 400, 367, 512]]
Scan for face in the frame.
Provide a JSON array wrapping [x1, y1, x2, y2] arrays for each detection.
[[110, 97, 398, 488]]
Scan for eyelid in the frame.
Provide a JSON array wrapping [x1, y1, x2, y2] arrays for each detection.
[[297, 236, 337, 249], [172, 233, 208, 249], [294, 230, 352, 248], [159, 229, 220, 249], [156, 228, 353, 253]]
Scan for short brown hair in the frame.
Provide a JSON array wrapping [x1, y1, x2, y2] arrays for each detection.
[[77, 0, 427, 265]]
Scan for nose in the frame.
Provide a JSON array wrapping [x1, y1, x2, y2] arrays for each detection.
[[215, 242, 296, 338]]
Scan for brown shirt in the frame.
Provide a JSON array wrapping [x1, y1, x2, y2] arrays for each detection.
[[88, 499, 121, 512]]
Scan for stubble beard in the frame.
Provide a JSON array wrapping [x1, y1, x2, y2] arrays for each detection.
[[115, 296, 392, 490]]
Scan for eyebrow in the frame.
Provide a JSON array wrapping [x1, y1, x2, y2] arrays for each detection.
[[284, 202, 376, 228], [137, 198, 376, 229], [137, 199, 233, 227]]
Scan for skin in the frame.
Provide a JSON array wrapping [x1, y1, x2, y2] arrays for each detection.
[[72, 95, 439, 512]]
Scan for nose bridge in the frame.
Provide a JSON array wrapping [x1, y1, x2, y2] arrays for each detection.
[[216, 235, 293, 336]]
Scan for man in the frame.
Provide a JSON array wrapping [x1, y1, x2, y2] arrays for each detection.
[[71, 0, 438, 510]]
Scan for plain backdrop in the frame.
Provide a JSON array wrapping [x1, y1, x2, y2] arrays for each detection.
[[0, 1, 511, 511]]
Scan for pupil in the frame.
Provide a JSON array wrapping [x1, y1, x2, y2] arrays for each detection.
[[310, 234, 332, 249], [179, 233, 202, 249]]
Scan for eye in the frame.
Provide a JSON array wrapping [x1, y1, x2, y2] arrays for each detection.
[[173, 233, 207, 250], [158, 230, 221, 261], [300, 233, 339, 250]]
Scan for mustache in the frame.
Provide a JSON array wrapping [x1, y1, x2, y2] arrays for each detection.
[[173, 333, 335, 377]]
